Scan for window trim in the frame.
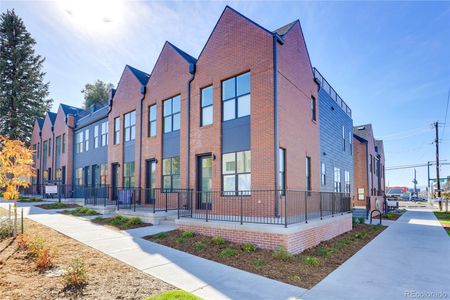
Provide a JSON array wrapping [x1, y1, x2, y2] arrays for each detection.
[[114, 117, 120, 145], [306, 156, 311, 191], [101, 121, 108, 146], [311, 96, 316, 122], [163, 95, 181, 134], [162, 156, 180, 191], [201, 85, 213, 127], [148, 104, 157, 137], [94, 125, 99, 148], [124, 110, 136, 142], [84, 129, 89, 152], [221, 150, 251, 195], [321, 162, 326, 186], [279, 148, 286, 194], [221, 71, 251, 122]]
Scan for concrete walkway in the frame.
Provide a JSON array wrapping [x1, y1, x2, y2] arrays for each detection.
[[303, 209, 450, 300], [0, 202, 305, 300]]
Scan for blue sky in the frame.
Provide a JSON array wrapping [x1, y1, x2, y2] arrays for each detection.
[[1, 1, 449, 188]]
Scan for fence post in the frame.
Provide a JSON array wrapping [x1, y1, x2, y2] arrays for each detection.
[[332, 193, 335, 217], [177, 192, 180, 219], [284, 191, 288, 228], [153, 189, 156, 214], [240, 194, 243, 225], [165, 192, 168, 213], [305, 191, 308, 224], [341, 194, 344, 215], [133, 189, 136, 212], [206, 197, 209, 222]]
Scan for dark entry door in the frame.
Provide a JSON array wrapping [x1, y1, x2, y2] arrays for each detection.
[[145, 159, 156, 204], [197, 155, 212, 209], [112, 163, 119, 200]]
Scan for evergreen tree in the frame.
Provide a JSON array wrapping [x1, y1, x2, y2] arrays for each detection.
[[0, 9, 52, 144], [81, 80, 113, 109]]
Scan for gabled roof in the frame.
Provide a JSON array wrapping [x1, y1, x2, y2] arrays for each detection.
[[60, 103, 87, 117], [126, 65, 150, 85], [37, 118, 44, 129], [47, 112, 57, 125], [76, 105, 109, 129], [354, 124, 374, 142], [273, 21, 297, 36], [167, 42, 197, 65]]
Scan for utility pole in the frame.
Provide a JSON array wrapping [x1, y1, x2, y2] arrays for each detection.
[[434, 121, 442, 210], [413, 168, 417, 195], [427, 161, 431, 200]]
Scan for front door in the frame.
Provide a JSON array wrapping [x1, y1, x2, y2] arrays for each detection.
[[145, 159, 156, 204], [111, 163, 119, 200], [197, 155, 212, 209]]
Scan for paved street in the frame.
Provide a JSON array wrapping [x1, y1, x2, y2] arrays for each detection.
[[303, 209, 450, 300]]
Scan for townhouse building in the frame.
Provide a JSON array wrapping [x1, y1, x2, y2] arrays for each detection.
[[353, 124, 386, 216], [314, 68, 354, 196]]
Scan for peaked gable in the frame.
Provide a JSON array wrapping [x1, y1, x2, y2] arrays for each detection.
[[126, 65, 150, 85]]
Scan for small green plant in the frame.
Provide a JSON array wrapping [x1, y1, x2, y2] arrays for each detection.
[[176, 237, 186, 243], [153, 232, 169, 239], [303, 256, 321, 266], [358, 217, 365, 224], [0, 219, 13, 240], [212, 236, 225, 245], [241, 242, 257, 252], [193, 241, 206, 251], [219, 248, 238, 257], [383, 212, 395, 218], [316, 246, 336, 257], [272, 245, 292, 261], [252, 258, 265, 266], [63, 256, 87, 288], [29, 236, 53, 269], [181, 231, 195, 238], [352, 217, 358, 226], [125, 217, 143, 228]]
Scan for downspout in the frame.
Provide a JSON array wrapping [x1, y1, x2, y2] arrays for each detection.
[[66, 114, 76, 189], [39, 130, 43, 193], [365, 141, 370, 216], [51, 125, 55, 181], [138, 85, 147, 191], [273, 34, 281, 216], [186, 63, 196, 190]]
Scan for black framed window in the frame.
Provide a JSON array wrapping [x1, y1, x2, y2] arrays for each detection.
[[62, 133, 65, 153], [124, 111, 136, 142], [162, 157, 180, 190], [201, 86, 213, 126], [123, 162, 135, 188], [75, 168, 83, 186], [75, 132, 83, 153], [48, 139, 51, 156], [222, 150, 251, 194], [114, 117, 120, 144], [222, 72, 250, 121], [345, 170, 350, 193], [306, 156, 311, 191], [148, 104, 157, 137], [84, 129, 89, 152], [94, 125, 99, 148], [279, 148, 286, 193], [163, 96, 180, 133], [321, 162, 326, 186], [311, 96, 316, 121], [101, 121, 108, 146]]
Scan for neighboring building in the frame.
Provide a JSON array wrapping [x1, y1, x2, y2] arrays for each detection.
[[314, 68, 354, 196], [353, 124, 386, 215]]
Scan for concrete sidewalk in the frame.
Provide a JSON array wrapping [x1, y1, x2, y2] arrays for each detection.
[[0, 202, 305, 300], [303, 209, 450, 300]]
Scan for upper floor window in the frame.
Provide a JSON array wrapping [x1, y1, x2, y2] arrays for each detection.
[[201, 86, 213, 126], [114, 117, 120, 144], [306, 156, 311, 191], [148, 105, 157, 137], [349, 131, 352, 155], [222, 72, 250, 121], [84, 129, 89, 151], [48, 139, 51, 156], [321, 162, 326, 186], [222, 150, 251, 194], [94, 125, 99, 148], [311, 96, 316, 121], [32, 144, 36, 163], [162, 156, 180, 190], [334, 167, 341, 192], [163, 96, 180, 133], [101, 121, 108, 146], [342, 126, 345, 151], [56, 135, 61, 155], [62, 133, 65, 153], [369, 154, 373, 172], [124, 111, 136, 142], [75, 132, 83, 153], [279, 148, 286, 192], [37, 142, 40, 159]]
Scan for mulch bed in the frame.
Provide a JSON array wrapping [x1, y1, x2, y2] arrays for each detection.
[[383, 210, 406, 221], [36, 203, 80, 210], [0, 209, 173, 299], [91, 216, 152, 231], [145, 224, 385, 289]]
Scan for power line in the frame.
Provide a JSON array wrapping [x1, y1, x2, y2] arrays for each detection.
[[385, 161, 450, 171], [442, 86, 450, 139]]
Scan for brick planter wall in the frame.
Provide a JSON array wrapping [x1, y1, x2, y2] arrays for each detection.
[[176, 213, 352, 254]]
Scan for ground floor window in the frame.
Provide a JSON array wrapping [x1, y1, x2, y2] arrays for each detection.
[[162, 157, 180, 190], [100, 164, 108, 186], [306, 157, 311, 191], [222, 150, 251, 194], [279, 148, 286, 193], [345, 170, 350, 193], [321, 163, 326, 186], [334, 167, 341, 192], [75, 168, 83, 186], [123, 162, 135, 188]]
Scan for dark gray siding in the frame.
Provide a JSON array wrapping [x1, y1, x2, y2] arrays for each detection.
[[123, 140, 135, 162], [222, 116, 250, 153], [163, 131, 180, 158]]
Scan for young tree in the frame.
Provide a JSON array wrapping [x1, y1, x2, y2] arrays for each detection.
[[81, 80, 114, 109], [0, 10, 53, 144], [0, 136, 35, 237]]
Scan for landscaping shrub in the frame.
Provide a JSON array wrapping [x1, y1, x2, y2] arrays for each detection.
[[219, 248, 237, 257], [252, 258, 266, 266], [153, 232, 169, 239], [17, 234, 29, 249], [358, 217, 365, 224], [29, 236, 53, 269], [303, 256, 321, 266], [125, 217, 143, 228], [241, 242, 257, 252], [176, 237, 186, 243], [181, 231, 195, 238], [110, 215, 127, 226], [193, 241, 206, 251], [0, 219, 13, 240], [63, 256, 88, 288], [211, 236, 225, 245], [383, 212, 395, 219], [352, 217, 358, 226], [316, 246, 336, 257], [145, 290, 201, 300], [272, 245, 292, 261]]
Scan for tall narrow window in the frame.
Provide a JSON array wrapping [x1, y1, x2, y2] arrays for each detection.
[[306, 156, 311, 191], [84, 129, 89, 151], [123, 162, 135, 188], [311, 97, 316, 121], [334, 167, 341, 192], [56, 136, 61, 155], [279, 148, 286, 192], [201, 86, 213, 126], [114, 117, 120, 144], [101, 121, 108, 146], [75, 132, 83, 153], [94, 125, 99, 148], [124, 111, 136, 141], [162, 157, 180, 190], [321, 162, 326, 186], [222, 150, 251, 194], [342, 126, 345, 151], [222, 72, 250, 121], [48, 139, 51, 156], [75, 168, 83, 186], [345, 171, 350, 193], [349, 131, 352, 155], [148, 105, 157, 137], [62, 133, 66, 153], [163, 96, 180, 133], [369, 154, 373, 172]]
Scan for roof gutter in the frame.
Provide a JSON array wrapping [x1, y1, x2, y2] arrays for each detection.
[[186, 63, 196, 190]]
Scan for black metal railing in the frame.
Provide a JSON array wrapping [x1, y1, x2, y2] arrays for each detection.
[[84, 185, 111, 206]]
